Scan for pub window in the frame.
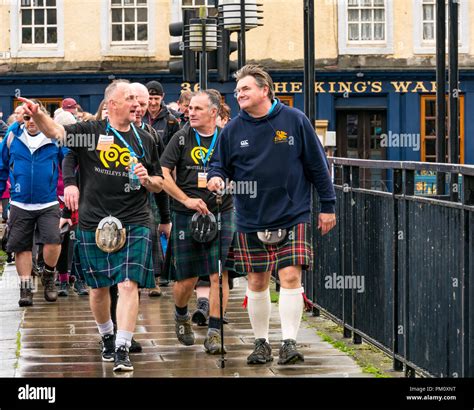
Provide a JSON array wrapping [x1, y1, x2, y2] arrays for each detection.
[[347, 0, 386, 42], [14, 98, 61, 118], [277, 96, 294, 107], [20, 0, 58, 46], [111, 0, 148, 44], [420, 95, 464, 163], [181, 0, 216, 7]]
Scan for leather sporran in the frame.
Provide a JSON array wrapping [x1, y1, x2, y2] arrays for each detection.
[[257, 228, 287, 245], [95, 216, 127, 253], [190, 212, 218, 243]]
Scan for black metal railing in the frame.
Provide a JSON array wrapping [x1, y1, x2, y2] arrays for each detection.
[[304, 157, 474, 378]]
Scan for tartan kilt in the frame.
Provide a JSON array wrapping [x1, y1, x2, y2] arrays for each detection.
[[74, 225, 155, 289], [163, 210, 240, 281], [229, 223, 313, 274]]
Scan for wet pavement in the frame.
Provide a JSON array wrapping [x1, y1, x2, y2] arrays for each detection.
[[0, 263, 369, 378]]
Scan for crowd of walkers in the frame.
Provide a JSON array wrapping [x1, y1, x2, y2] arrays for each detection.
[[0, 65, 336, 372]]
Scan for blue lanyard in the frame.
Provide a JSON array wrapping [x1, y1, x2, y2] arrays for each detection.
[[193, 128, 218, 168], [268, 99, 278, 116], [106, 122, 145, 159], [140, 123, 146, 130]]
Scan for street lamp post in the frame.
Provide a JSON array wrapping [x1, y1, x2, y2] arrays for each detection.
[[303, 0, 315, 127], [188, 16, 218, 90], [435, 0, 446, 195], [218, 0, 263, 69], [448, 0, 459, 202]]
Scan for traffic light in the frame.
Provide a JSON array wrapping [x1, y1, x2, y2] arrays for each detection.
[[216, 27, 238, 82], [169, 9, 196, 83]]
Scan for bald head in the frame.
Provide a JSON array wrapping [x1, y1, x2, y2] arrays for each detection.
[[103, 79, 139, 130], [131, 82, 150, 126]]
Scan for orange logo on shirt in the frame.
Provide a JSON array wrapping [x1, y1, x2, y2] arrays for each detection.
[[274, 130, 288, 144]]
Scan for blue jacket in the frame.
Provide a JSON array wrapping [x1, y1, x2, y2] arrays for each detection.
[[0, 122, 67, 204], [208, 101, 336, 233]]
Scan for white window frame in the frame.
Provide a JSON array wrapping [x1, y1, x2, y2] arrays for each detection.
[[10, 0, 64, 58], [101, 0, 156, 57], [413, 0, 469, 54], [338, 0, 394, 55]]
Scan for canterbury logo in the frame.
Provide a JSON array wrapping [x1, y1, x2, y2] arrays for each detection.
[[99, 144, 131, 169], [191, 146, 212, 165]]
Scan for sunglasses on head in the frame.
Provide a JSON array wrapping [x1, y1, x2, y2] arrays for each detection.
[[23, 115, 32, 121]]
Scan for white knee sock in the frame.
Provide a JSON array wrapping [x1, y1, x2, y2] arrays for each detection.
[[247, 288, 272, 341], [279, 287, 304, 341]]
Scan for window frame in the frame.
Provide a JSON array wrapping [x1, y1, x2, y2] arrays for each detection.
[[338, 0, 394, 55], [413, 0, 470, 54], [10, 0, 64, 58], [101, 0, 156, 57], [277, 96, 294, 107], [420, 94, 464, 164]]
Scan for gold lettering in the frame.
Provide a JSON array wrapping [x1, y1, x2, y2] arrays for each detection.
[[338, 82, 352, 94], [371, 81, 382, 93], [430, 81, 437, 93], [412, 82, 428, 93], [354, 82, 367, 93], [274, 82, 289, 93], [391, 81, 412, 93], [315, 82, 326, 93], [194, 83, 200, 92], [290, 82, 302, 93], [328, 82, 336, 93], [181, 82, 192, 93]]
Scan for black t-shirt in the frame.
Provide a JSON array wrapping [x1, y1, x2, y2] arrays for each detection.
[[160, 126, 233, 214], [63, 120, 163, 230]]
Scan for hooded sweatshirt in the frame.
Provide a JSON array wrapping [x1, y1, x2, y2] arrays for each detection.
[[143, 103, 179, 146], [207, 101, 336, 233]]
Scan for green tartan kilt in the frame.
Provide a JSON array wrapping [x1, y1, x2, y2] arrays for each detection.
[[163, 210, 241, 282], [75, 225, 155, 289]]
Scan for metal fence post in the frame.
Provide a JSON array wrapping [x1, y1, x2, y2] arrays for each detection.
[[393, 169, 404, 371], [342, 165, 352, 339]]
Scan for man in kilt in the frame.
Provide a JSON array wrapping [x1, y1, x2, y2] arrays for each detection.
[[207, 65, 337, 365], [18, 79, 164, 372], [160, 90, 235, 354]]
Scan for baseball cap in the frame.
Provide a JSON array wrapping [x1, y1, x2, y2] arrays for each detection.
[[62, 98, 78, 113], [145, 81, 164, 96]]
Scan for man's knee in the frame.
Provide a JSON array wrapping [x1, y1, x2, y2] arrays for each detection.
[[209, 271, 228, 285], [278, 266, 302, 287], [248, 272, 271, 291], [117, 280, 138, 295]]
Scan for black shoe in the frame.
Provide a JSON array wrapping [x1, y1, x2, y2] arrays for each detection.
[[175, 314, 195, 346], [191, 297, 209, 326], [100, 334, 115, 362], [113, 346, 134, 372], [6, 253, 15, 265], [18, 283, 33, 307], [129, 337, 142, 353], [42, 269, 58, 302], [278, 339, 304, 365], [247, 338, 273, 365], [158, 278, 170, 287], [58, 282, 69, 297]]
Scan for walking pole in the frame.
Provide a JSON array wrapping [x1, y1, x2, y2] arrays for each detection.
[[216, 192, 226, 368]]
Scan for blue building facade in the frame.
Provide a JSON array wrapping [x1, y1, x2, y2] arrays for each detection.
[[0, 69, 472, 166]]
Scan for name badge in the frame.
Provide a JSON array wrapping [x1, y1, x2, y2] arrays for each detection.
[[96, 135, 114, 151], [198, 172, 208, 188]]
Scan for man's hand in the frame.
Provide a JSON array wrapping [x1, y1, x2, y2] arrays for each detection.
[[64, 185, 80, 212], [133, 162, 149, 185], [158, 223, 171, 239], [182, 198, 209, 215], [59, 218, 73, 229], [207, 177, 225, 194], [318, 213, 336, 236], [17, 97, 40, 117]]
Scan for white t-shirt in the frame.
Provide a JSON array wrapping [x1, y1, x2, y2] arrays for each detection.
[[25, 132, 43, 154]]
